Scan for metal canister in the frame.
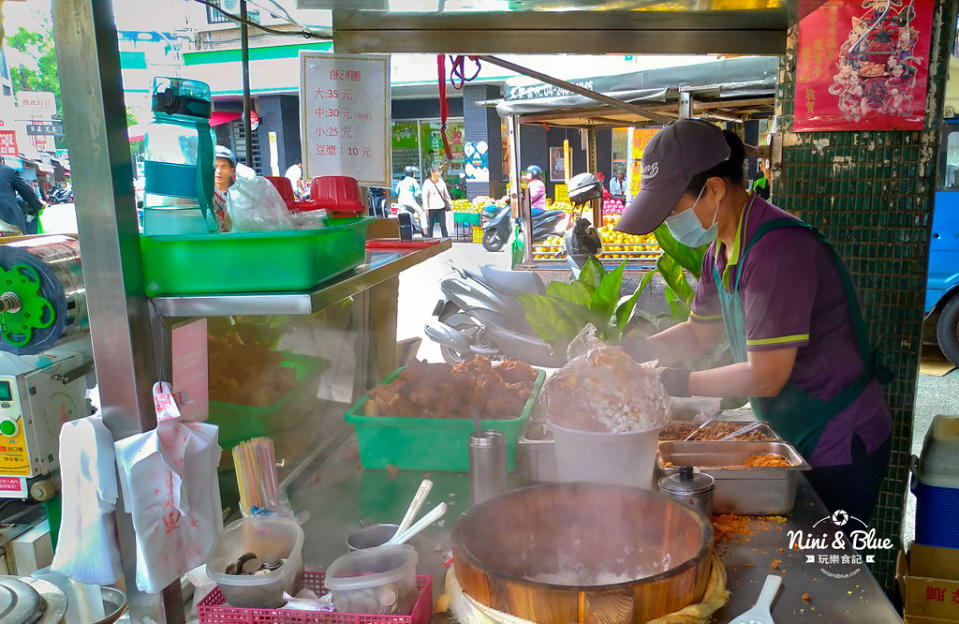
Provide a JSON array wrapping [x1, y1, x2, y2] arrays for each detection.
[[659, 465, 715, 517], [469, 430, 507, 506]]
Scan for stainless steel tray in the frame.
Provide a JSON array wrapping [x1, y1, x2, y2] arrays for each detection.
[[656, 441, 811, 515], [658, 421, 781, 442]]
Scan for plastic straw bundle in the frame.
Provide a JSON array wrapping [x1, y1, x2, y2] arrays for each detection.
[[232, 437, 280, 516]]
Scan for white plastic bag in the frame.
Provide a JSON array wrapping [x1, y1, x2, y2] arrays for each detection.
[[226, 163, 296, 231]]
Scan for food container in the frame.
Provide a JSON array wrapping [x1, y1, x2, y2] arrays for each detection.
[[452, 483, 713, 623], [197, 572, 434, 624], [140, 216, 373, 296], [517, 420, 558, 483], [658, 420, 780, 442], [206, 517, 305, 608], [324, 544, 418, 615], [659, 465, 715, 517], [346, 523, 399, 551], [657, 441, 811, 515], [550, 419, 662, 488], [344, 368, 545, 472]]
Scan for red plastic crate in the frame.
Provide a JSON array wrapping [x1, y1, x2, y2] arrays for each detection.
[[197, 572, 432, 624]]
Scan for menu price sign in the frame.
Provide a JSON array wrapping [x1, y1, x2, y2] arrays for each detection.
[[0, 131, 18, 157], [300, 53, 390, 187]]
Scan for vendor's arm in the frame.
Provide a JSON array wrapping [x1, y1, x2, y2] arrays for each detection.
[[686, 227, 818, 398], [688, 347, 797, 397]]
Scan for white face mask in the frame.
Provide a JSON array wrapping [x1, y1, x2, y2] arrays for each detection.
[[664, 184, 721, 248]]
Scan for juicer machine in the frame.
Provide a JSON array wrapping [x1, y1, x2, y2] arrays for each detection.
[[0, 236, 92, 502]]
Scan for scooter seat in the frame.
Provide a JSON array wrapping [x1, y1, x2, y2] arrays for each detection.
[[480, 265, 546, 296]]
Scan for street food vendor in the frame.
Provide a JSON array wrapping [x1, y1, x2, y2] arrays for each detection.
[[213, 145, 236, 231], [616, 119, 892, 522]]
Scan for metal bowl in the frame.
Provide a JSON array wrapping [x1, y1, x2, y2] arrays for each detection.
[[346, 523, 399, 551]]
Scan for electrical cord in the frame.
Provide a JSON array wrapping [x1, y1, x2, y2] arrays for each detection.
[[192, 0, 331, 39]]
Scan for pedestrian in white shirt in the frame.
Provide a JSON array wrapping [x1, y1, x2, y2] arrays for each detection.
[[422, 165, 452, 238]]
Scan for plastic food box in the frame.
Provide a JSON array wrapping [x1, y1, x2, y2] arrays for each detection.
[[140, 217, 373, 296], [197, 573, 433, 624], [324, 545, 418, 616], [344, 367, 545, 472], [210, 352, 329, 450], [206, 517, 305, 609]]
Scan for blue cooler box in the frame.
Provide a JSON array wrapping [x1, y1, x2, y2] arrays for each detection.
[[913, 414, 959, 548]]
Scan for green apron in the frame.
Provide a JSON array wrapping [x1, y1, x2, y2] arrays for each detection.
[[714, 216, 888, 459]]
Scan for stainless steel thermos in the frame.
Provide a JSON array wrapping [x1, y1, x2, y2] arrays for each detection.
[[469, 430, 507, 506]]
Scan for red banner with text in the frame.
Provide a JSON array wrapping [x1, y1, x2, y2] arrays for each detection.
[[794, 0, 934, 132]]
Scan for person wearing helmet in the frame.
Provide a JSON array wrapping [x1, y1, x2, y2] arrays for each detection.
[[616, 119, 891, 524], [526, 165, 546, 216], [213, 145, 236, 231]]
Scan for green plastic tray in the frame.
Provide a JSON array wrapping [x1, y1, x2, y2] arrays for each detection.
[[344, 367, 545, 472], [209, 352, 329, 450], [141, 217, 373, 296]]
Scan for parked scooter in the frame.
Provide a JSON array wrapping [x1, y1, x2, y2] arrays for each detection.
[[393, 202, 425, 236], [425, 172, 604, 365], [481, 206, 567, 252], [368, 187, 388, 218]]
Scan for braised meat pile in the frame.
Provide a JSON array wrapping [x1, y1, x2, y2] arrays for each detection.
[[209, 333, 297, 406], [659, 421, 777, 441], [363, 356, 538, 419]]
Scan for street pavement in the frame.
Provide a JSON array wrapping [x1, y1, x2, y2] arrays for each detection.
[[396, 240, 959, 543]]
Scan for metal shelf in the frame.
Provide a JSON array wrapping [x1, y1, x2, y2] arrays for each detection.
[[150, 239, 452, 318]]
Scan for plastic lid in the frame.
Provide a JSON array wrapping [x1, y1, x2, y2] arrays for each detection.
[[324, 544, 417, 591], [659, 466, 714, 496], [919, 415, 959, 480], [152, 76, 213, 118]]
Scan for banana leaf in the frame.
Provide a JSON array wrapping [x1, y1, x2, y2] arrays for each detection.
[[515, 293, 581, 353], [657, 254, 695, 303], [653, 223, 708, 279], [590, 262, 626, 326], [578, 256, 607, 290], [546, 280, 593, 306], [615, 268, 656, 334], [663, 284, 691, 321]]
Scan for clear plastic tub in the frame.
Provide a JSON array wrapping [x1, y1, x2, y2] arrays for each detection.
[[324, 544, 418, 615], [206, 517, 304, 608]]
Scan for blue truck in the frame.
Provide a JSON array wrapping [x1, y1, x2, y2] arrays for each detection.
[[929, 74, 959, 366]]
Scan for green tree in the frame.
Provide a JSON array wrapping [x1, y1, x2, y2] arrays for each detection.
[[8, 23, 64, 147]]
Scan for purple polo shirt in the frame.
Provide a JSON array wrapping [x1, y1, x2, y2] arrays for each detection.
[[690, 195, 891, 467]]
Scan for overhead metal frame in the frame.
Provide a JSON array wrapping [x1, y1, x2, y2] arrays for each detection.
[[331, 9, 787, 55]]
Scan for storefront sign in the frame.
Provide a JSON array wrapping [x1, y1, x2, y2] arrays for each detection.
[[464, 141, 489, 182], [0, 131, 18, 157], [794, 0, 935, 132], [392, 122, 418, 149], [300, 52, 391, 186], [627, 128, 658, 198]]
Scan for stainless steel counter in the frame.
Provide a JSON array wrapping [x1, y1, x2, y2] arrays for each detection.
[[284, 423, 901, 623]]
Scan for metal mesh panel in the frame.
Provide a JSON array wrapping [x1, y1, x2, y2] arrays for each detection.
[[774, 1, 958, 591]]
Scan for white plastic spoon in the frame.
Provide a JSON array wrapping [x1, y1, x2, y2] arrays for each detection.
[[727, 574, 782, 624], [388, 502, 447, 545], [394, 479, 433, 539]]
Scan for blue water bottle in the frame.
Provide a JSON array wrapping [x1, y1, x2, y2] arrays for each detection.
[[142, 77, 218, 235]]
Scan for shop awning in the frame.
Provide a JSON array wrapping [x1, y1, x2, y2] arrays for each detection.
[[210, 111, 242, 127], [493, 56, 778, 127]]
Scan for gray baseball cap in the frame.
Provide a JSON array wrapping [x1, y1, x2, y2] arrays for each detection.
[[615, 119, 731, 235]]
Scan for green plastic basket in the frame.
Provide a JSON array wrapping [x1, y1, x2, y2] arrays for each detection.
[[141, 217, 373, 296], [210, 352, 329, 450], [344, 367, 545, 472]]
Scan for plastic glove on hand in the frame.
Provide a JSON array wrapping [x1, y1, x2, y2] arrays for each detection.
[[659, 367, 692, 397]]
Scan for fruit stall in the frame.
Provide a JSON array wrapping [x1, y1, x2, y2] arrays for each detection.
[[495, 56, 777, 270]]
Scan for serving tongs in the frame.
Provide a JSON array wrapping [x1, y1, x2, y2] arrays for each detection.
[[683, 417, 717, 441], [720, 421, 764, 441]]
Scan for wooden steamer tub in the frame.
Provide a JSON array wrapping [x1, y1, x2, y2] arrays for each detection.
[[452, 483, 713, 623]]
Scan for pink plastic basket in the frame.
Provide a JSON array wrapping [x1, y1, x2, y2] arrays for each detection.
[[197, 572, 433, 624]]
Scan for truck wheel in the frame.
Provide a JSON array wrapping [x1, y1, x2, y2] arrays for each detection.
[[937, 293, 959, 366]]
